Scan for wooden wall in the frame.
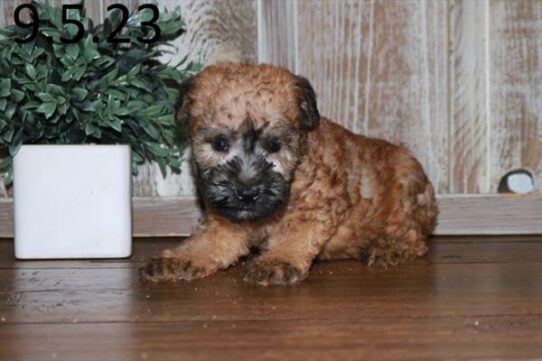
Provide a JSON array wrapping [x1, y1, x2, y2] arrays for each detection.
[[1, 0, 541, 196], [260, 0, 541, 194]]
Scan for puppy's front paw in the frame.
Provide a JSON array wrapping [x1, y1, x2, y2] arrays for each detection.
[[243, 259, 306, 286], [139, 256, 208, 283]]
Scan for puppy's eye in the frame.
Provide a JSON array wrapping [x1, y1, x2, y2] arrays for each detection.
[[265, 139, 282, 153], [212, 136, 229, 152]]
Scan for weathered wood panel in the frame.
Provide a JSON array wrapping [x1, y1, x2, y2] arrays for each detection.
[[489, 0, 542, 192], [294, 0, 449, 193], [2, 194, 541, 237], [257, 0, 297, 70], [2, 0, 541, 201], [296, 0, 370, 133], [449, 0, 489, 193]]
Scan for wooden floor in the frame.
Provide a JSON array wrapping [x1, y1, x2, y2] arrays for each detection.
[[0, 236, 541, 361]]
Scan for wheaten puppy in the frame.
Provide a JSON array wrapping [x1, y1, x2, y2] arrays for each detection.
[[140, 63, 438, 285]]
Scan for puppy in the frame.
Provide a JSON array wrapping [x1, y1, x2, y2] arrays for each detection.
[[140, 63, 438, 285]]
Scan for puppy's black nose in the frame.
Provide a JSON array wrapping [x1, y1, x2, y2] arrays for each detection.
[[235, 186, 261, 203]]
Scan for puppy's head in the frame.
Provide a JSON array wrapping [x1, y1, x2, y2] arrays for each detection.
[[177, 63, 319, 222]]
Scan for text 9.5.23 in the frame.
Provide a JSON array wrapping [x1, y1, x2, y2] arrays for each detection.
[[13, 3, 160, 44]]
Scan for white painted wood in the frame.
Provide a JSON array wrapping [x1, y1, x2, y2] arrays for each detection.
[[489, 0, 542, 193], [449, 0, 489, 193], [257, 0, 297, 71]]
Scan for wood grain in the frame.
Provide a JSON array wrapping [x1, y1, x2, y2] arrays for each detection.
[[489, 0, 542, 192], [2, 236, 541, 269], [0, 237, 541, 360], [295, 0, 449, 193], [1, 316, 540, 361], [436, 193, 542, 235], [296, 0, 371, 134], [257, 0, 297, 71], [1, 0, 541, 198], [1, 194, 541, 237], [449, 0, 489, 193], [0, 261, 541, 323], [365, 0, 449, 194]]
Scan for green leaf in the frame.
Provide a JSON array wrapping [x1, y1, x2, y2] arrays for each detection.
[[3, 128, 14, 142], [65, 44, 79, 60], [25, 63, 37, 80], [107, 118, 122, 132], [83, 36, 100, 62], [11, 89, 25, 102], [0, 98, 6, 111], [142, 104, 164, 117], [129, 78, 151, 92], [126, 100, 146, 112], [72, 87, 88, 101], [128, 64, 142, 77], [57, 102, 68, 115], [141, 123, 160, 139], [85, 122, 96, 135], [72, 65, 86, 81], [9, 128, 23, 156], [36, 102, 56, 119], [5, 103, 16, 119], [37, 92, 56, 103], [60, 68, 74, 82], [0, 79, 11, 97], [156, 114, 174, 125], [148, 143, 169, 157]]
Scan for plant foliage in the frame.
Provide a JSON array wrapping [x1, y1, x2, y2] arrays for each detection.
[[0, 0, 200, 185]]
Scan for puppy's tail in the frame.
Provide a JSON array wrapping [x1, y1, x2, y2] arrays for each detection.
[[207, 46, 243, 66]]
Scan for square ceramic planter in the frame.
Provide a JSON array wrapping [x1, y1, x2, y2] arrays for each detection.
[[13, 145, 132, 259]]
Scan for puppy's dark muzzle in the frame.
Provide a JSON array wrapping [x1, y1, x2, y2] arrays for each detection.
[[235, 186, 262, 203]]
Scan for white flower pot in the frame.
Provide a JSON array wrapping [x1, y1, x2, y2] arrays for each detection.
[[13, 145, 132, 259]]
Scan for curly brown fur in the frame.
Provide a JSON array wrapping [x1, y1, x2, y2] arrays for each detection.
[[140, 63, 438, 286]]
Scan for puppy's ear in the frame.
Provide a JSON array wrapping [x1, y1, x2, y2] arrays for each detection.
[[295, 76, 320, 130], [176, 77, 195, 128]]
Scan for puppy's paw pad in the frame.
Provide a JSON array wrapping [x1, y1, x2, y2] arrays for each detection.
[[139, 257, 207, 283], [243, 260, 305, 286]]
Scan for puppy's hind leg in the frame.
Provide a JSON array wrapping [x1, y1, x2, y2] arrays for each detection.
[[367, 162, 438, 267], [140, 216, 250, 283]]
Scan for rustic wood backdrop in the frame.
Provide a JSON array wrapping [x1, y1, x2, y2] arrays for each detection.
[[1, 0, 540, 197]]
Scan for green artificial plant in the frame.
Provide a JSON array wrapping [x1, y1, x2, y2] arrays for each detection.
[[0, 0, 200, 185]]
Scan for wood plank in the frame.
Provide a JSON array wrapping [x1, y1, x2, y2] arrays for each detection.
[[0, 236, 540, 360], [0, 262, 541, 324], [489, 0, 542, 192], [296, 0, 449, 193], [257, 0, 297, 71], [1, 316, 540, 361], [1, 236, 541, 269], [296, 0, 371, 135], [1, 194, 541, 237], [366, 0, 450, 194], [449, 0, 489, 193], [435, 193, 542, 235]]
